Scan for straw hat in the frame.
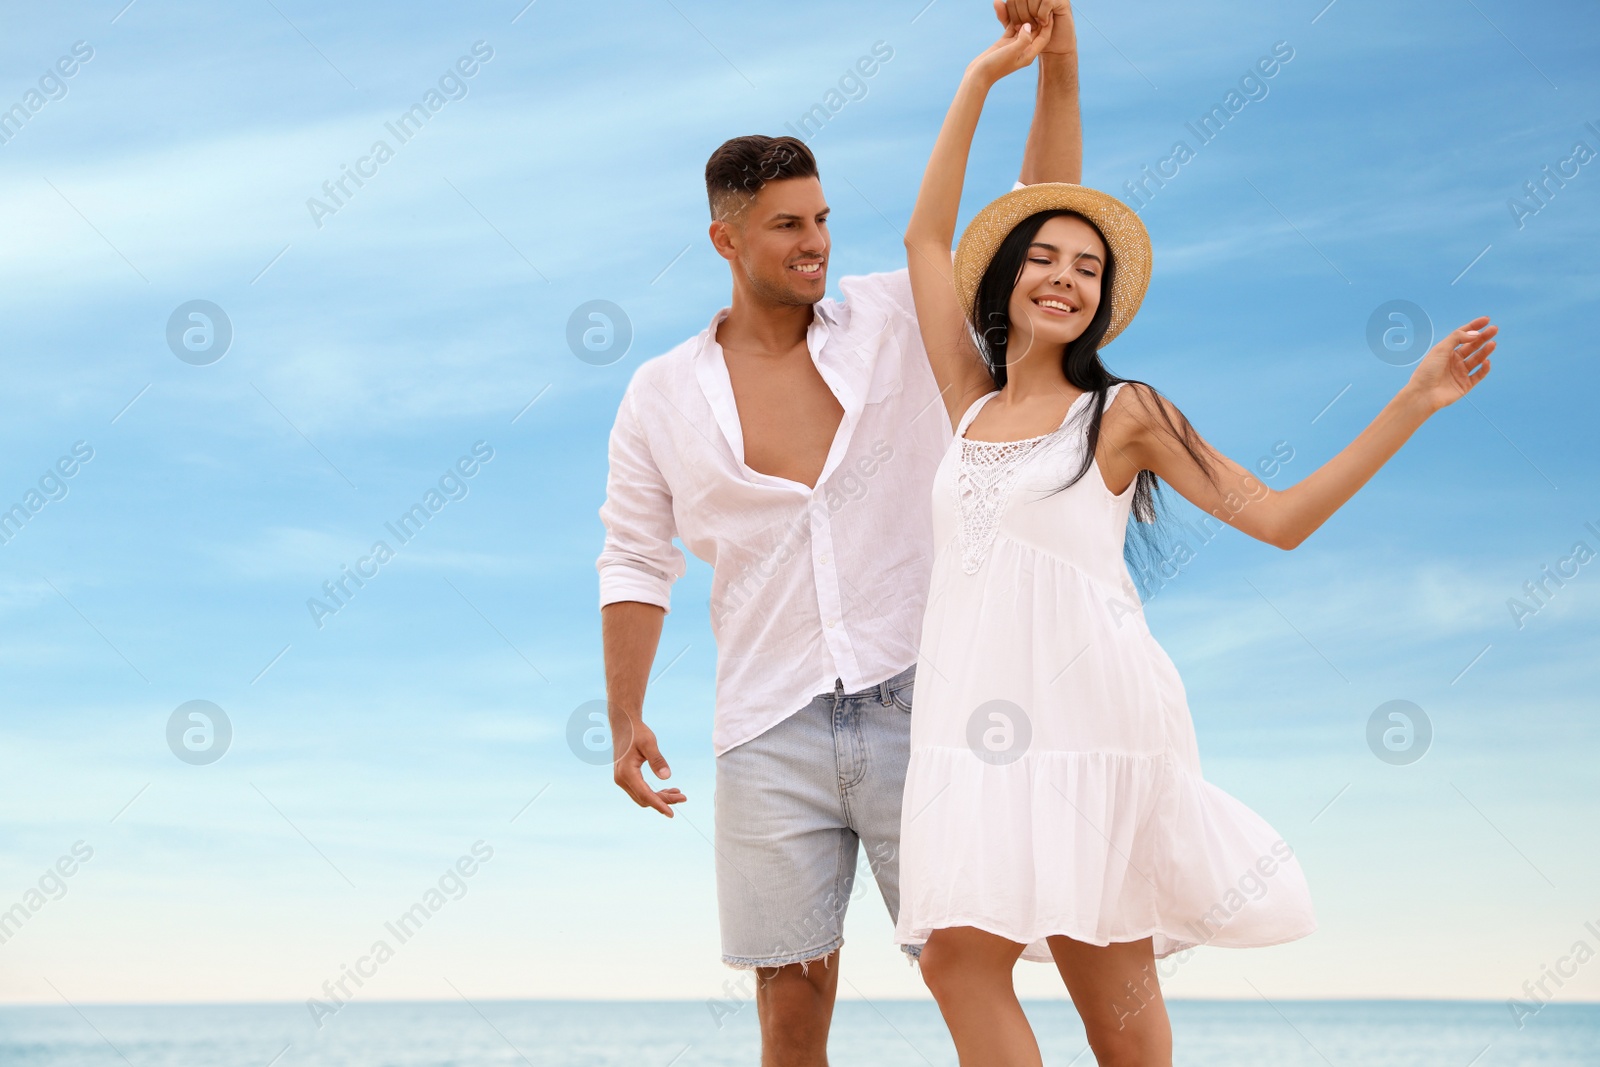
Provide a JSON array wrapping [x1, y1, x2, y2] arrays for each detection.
[[952, 183, 1152, 347]]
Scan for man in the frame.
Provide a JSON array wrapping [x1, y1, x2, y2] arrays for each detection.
[[597, 3, 1082, 1062]]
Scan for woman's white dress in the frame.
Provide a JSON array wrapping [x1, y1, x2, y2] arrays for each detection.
[[893, 384, 1317, 962]]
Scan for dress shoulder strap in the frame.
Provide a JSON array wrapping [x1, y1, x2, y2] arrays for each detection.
[[956, 391, 1001, 437]]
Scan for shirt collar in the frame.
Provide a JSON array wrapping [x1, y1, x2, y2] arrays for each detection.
[[692, 298, 859, 488], [695, 298, 842, 382]]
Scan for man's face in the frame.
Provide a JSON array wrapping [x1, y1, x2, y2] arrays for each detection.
[[713, 177, 829, 306]]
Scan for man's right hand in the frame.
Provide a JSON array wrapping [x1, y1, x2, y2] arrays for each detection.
[[612, 713, 686, 817]]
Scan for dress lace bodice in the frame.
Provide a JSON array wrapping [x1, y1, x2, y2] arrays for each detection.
[[952, 390, 1096, 575], [955, 431, 1065, 574]]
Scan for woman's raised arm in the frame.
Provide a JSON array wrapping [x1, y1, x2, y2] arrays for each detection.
[[904, 17, 1056, 431]]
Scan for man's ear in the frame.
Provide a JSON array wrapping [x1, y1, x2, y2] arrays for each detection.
[[708, 219, 739, 263]]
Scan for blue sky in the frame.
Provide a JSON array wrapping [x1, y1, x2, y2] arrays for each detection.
[[1, 0, 1596, 1032]]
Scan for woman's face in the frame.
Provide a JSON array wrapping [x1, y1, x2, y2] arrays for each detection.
[[1004, 214, 1107, 355]]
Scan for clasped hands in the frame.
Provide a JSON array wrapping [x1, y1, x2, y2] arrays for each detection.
[[973, 0, 1078, 83]]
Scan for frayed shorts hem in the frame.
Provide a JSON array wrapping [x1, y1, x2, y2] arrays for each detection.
[[722, 936, 922, 973], [722, 936, 844, 973]]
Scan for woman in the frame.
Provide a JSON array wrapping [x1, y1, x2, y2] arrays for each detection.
[[892, 15, 1496, 1067]]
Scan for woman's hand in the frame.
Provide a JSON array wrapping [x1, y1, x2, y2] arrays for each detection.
[[967, 9, 1055, 85], [1404, 316, 1496, 413], [999, 0, 1078, 56]]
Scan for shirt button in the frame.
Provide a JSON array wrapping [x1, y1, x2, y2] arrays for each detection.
[[819, 554, 830, 565], [826, 618, 838, 628]]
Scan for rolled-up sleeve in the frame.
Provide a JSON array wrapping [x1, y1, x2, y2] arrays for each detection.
[[596, 380, 685, 613]]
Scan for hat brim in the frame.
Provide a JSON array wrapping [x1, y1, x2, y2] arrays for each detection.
[[952, 183, 1151, 347]]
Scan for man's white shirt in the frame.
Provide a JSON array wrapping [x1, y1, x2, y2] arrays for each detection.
[[597, 263, 956, 756]]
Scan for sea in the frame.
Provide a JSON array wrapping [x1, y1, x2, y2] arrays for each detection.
[[0, 999, 1594, 1066]]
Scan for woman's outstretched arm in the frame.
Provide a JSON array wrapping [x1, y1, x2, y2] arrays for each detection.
[[904, 16, 1056, 431], [1099, 318, 1498, 549]]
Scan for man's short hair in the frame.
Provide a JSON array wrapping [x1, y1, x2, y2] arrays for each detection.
[[704, 135, 818, 224]]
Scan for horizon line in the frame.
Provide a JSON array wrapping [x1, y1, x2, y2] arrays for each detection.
[[2, 995, 1597, 1009]]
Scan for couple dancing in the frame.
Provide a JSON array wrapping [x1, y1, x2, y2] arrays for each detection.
[[597, 3, 1494, 1063]]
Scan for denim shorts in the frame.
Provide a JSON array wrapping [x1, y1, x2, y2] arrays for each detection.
[[714, 663, 921, 970]]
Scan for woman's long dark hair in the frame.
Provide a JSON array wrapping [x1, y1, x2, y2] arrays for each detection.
[[969, 208, 1221, 583]]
